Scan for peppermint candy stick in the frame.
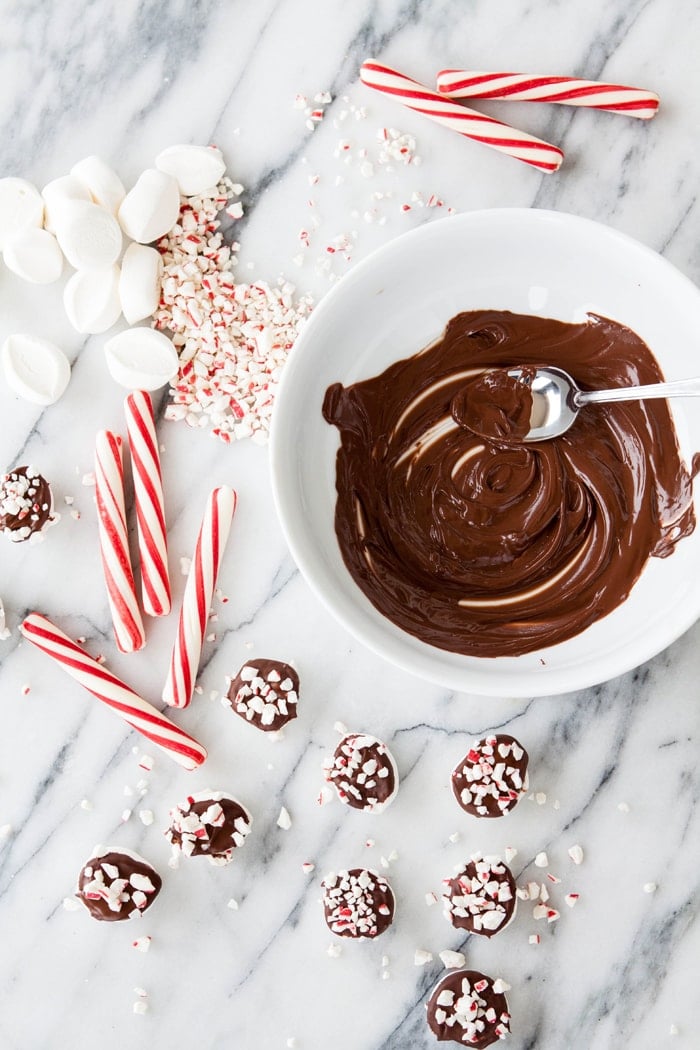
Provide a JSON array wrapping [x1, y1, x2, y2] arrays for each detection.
[[436, 70, 659, 119], [20, 613, 207, 770], [360, 60, 563, 173], [124, 392, 171, 617], [95, 430, 145, 653], [162, 486, 236, 708]]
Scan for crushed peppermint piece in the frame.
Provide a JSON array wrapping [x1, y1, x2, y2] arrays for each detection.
[[529, 934, 540, 945], [139, 810, 154, 826], [669, 1023, 679, 1035], [643, 882, 658, 894], [618, 801, 630, 813], [381, 969, 391, 980], [0, 598, 10, 640], [227, 898, 239, 910], [326, 942, 342, 958], [121, 809, 132, 822], [534, 851, 548, 868], [79, 799, 93, 811], [414, 948, 433, 966], [439, 949, 466, 969], [535, 792, 547, 805], [333, 720, 349, 734], [133, 1001, 148, 1016], [277, 806, 292, 830], [134, 987, 148, 998], [132, 936, 152, 952], [504, 846, 518, 863], [138, 754, 154, 772], [426, 891, 438, 907], [567, 845, 584, 865], [565, 893, 580, 908], [302, 862, 315, 874], [448, 831, 460, 844], [286, 1039, 299, 1049]]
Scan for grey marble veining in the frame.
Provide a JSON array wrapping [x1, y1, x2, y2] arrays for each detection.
[[0, 1, 699, 1048]]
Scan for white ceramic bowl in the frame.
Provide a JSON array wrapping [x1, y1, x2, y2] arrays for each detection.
[[270, 209, 700, 696]]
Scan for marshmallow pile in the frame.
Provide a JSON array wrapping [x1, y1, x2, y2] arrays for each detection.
[[0, 145, 226, 403]]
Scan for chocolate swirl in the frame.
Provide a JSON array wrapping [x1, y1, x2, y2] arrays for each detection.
[[323, 310, 697, 657]]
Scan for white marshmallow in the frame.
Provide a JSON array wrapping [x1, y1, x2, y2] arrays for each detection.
[[118, 169, 180, 243], [55, 201, 122, 270], [41, 175, 91, 234], [155, 144, 226, 196], [119, 243, 162, 324], [1, 333, 71, 405], [70, 155, 126, 216], [0, 178, 44, 249], [3, 228, 63, 284], [64, 265, 121, 334], [104, 327, 178, 391]]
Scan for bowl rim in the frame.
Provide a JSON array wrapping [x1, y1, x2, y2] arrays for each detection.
[[270, 207, 700, 697]]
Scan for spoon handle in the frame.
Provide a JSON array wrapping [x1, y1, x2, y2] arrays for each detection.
[[576, 376, 700, 406]]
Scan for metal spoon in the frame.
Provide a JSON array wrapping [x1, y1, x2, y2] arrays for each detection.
[[512, 365, 700, 442]]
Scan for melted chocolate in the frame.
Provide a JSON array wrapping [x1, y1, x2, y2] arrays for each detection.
[[323, 310, 697, 657]]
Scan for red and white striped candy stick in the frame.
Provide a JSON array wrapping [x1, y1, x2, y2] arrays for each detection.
[[436, 69, 659, 120], [124, 392, 171, 618], [360, 60, 563, 173], [20, 613, 207, 770], [162, 486, 236, 709], [95, 430, 145, 653]]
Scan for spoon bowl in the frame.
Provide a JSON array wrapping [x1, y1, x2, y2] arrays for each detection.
[[510, 365, 700, 441]]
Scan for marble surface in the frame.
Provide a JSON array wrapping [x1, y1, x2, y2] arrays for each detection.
[[1, 1, 699, 1048]]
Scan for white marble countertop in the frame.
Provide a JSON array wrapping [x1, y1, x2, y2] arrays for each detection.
[[1, 2, 699, 1049]]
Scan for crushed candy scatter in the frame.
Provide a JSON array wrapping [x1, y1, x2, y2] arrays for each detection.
[[132, 936, 152, 952], [79, 799, 93, 811], [534, 852, 548, 868], [414, 948, 434, 966], [643, 882, 658, 894], [227, 898, 239, 910], [156, 178, 312, 445], [567, 845, 584, 865], [439, 949, 466, 969]]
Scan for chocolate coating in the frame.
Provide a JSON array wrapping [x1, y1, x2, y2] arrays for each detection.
[[426, 970, 510, 1047], [324, 732, 398, 812], [452, 734, 528, 818], [226, 658, 299, 732], [76, 847, 161, 922], [323, 310, 698, 657], [165, 791, 252, 865], [442, 856, 516, 936], [322, 867, 395, 938], [0, 465, 54, 542]]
